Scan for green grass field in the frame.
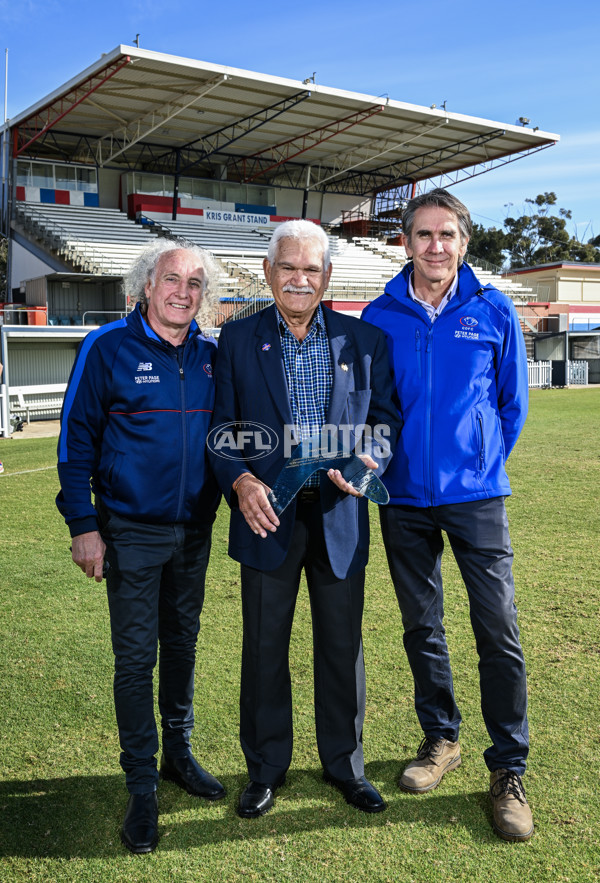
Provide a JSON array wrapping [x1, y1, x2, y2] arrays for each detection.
[[1, 388, 599, 882]]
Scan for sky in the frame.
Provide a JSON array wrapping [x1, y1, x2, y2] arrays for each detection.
[[2, 0, 599, 240]]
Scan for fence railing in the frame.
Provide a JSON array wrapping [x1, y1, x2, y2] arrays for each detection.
[[568, 360, 588, 385], [0, 383, 8, 438], [528, 360, 551, 388], [81, 310, 129, 325], [527, 359, 589, 387]]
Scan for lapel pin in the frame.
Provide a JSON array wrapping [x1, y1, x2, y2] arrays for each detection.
[[341, 362, 349, 371], [262, 343, 272, 351]]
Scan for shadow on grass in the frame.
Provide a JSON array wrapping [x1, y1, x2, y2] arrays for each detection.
[[0, 761, 493, 858]]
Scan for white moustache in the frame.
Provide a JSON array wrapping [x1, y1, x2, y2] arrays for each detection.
[[282, 285, 315, 294]]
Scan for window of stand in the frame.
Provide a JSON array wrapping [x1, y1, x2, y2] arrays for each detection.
[[125, 172, 274, 206], [17, 161, 98, 194]]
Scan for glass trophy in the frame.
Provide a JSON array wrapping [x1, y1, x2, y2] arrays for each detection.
[[267, 433, 389, 515]]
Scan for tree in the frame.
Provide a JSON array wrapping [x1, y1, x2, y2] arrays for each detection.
[[504, 192, 572, 267], [467, 223, 507, 268], [468, 193, 600, 270]]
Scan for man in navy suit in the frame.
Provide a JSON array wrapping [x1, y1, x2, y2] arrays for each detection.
[[209, 220, 400, 818]]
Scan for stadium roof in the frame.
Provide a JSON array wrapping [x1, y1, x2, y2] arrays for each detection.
[[8, 45, 559, 198]]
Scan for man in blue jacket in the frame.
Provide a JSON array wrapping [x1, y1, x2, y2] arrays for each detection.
[[362, 189, 533, 842], [209, 220, 400, 819], [56, 240, 225, 854]]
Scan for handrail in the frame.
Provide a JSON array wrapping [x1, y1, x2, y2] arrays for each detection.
[[465, 252, 504, 276], [225, 277, 270, 322], [81, 310, 129, 325]]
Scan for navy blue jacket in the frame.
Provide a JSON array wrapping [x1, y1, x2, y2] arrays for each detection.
[[208, 304, 401, 579], [56, 305, 220, 537], [362, 262, 528, 507]]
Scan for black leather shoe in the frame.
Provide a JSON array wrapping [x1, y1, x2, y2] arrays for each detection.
[[160, 752, 226, 800], [323, 773, 387, 813], [121, 792, 159, 854], [237, 778, 285, 819]]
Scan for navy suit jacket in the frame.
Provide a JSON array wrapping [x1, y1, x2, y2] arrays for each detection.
[[209, 304, 400, 579]]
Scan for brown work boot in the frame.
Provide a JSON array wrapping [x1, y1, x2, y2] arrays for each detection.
[[490, 769, 534, 842], [399, 736, 461, 793]]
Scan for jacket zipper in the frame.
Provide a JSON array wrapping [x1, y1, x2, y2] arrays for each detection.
[[420, 293, 484, 504], [176, 346, 188, 521], [477, 412, 485, 471], [415, 329, 422, 378], [425, 329, 434, 506]]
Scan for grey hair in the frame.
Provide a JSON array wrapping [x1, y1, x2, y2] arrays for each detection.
[[125, 237, 221, 328], [266, 219, 331, 270], [402, 188, 472, 247]]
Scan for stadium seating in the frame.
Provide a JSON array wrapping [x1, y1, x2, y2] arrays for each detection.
[[15, 203, 155, 275], [15, 203, 533, 323]]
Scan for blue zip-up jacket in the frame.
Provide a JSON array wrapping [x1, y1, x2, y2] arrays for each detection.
[[56, 304, 220, 537], [361, 261, 528, 507]]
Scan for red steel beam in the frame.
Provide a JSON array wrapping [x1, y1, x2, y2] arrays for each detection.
[[14, 56, 132, 157], [238, 103, 385, 183]]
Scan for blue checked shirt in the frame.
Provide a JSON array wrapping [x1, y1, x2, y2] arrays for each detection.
[[276, 304, 332, 487]]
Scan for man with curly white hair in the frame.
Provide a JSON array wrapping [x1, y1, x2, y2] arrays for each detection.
[[56, 239, 224, 854]]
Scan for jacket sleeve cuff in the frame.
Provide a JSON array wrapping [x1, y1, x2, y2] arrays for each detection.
[[68, 515, 100, 538]]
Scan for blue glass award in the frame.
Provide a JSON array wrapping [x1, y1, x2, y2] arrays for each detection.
[[267, 433, 389, 515]]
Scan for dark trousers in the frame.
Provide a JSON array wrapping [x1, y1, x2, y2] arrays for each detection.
[[380, 497, 529, 774], [99, 505, 212, 794], [240, 500, 366, 785]]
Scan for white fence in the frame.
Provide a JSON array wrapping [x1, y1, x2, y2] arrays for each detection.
[[527, 359, 589, 388], [0, 383, 8, 437], [568, 360, 588, 385], [528, 360, 551, 388]]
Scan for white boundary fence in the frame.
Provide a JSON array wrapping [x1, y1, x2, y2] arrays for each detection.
[[528, 360, 551, 388], [0, 383, 8, 437], [568, 360, 588, 385], [527, 359, 589, 388]]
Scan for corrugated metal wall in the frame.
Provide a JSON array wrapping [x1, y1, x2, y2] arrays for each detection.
[[25, 278, 48, 306], [6, 342, 79, 386], [47, 280, 124, 322]]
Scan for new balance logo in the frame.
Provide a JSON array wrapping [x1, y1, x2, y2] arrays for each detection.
[[137, 362, 153, 372]]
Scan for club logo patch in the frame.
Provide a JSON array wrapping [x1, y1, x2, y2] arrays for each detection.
[[459, 316, 478, 327], [203, 363, 213, 376]]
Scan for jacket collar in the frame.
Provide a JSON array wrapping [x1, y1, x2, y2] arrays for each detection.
[[384, 260, 484, 306], [252, 303, 357, 431], [128, 303, 200, 346], [321, 306, 357, 426], [254, 305, 294, 428]]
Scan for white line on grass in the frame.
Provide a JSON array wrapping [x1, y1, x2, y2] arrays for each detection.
[[1, 465, 57, 477]]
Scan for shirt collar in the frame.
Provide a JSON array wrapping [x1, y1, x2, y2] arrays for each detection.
[[275, 302, 325, 337], [408, 271, 459, 305]]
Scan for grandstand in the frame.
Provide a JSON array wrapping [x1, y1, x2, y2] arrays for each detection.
[[0, 45, 565, 434], [8, 199, 534, 327], [1, 45, 557, 319]]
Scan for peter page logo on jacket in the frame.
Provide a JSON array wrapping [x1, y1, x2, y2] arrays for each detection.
[[135, 362, 160, 384], [455, 316, 480, 340]]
